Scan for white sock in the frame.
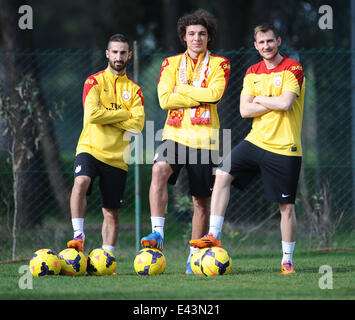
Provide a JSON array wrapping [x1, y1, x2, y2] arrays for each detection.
[[187, 246, 198, 263], [102, 245, 115, 254], [209, 215, 224, 240], [151, 216, 165, 239], [282, 241, 296, 264], [72, 218, 85, 239]]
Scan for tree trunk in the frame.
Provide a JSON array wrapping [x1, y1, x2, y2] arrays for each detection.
[[35, 108, 71, 217], [162, 0, 181, 52]]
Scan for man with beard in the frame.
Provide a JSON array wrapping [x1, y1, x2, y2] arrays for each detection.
[[190, 23, 305, 274], [67, 34, 145, 254]]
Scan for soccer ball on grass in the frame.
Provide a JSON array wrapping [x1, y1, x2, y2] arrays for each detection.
[[190, 248, 204, 275], [29, 248, 61, 277], [134, 248, 166, 275], [87, 248, 117, 276], [192, 247, 232, 276], [59, 248, 87, 276]]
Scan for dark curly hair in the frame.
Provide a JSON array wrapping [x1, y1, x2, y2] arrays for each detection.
[[177, 8, 217, 48]]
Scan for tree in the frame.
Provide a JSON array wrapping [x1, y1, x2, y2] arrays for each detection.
[[0, 75, 62, 257], [0, 0, 71, 229]]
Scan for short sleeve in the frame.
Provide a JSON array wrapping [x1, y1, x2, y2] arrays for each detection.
[[241, 68, 255, 96], [282, 64, 304, 96]]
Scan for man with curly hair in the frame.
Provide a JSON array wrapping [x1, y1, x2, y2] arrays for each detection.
[[140, 9, 231, 274]]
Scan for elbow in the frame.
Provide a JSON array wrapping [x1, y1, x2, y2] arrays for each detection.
[[158, 91, 173, 110], [136, 121, 145, 133], [240, 110, 247, 118], [280, 95, 295, 111], [285, 103, 293, 111], [128, 119, 145, 134], [86, 110, 99, 124], [281, 102, 293, 111], [239, 105, 249, 118], [158, 97, 170, 110], [201, 90, 223, 104]]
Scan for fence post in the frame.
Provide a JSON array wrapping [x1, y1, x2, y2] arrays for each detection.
[[352, 1, 355, 217], [133, 40, 141, 252]]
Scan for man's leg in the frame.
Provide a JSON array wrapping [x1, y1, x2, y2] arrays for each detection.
[[191, 196, 210, 238], [280, 203, 297, 273], [70, 176, 91, 220], [102, 207, 119, 253], [190, 169, 234, 247], [149, 162, 173, 219], [67, 175, 91, 251], [185, 196, 209, 273], [279, 203, 296, 242], [211, 170, 234, 220], [141, 161, 173, 250]]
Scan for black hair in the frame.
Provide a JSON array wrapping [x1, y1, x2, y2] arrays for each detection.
[[107, 34, 130, 50], [177, 8, 217, 48]]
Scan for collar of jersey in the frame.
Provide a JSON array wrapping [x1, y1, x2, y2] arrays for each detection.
[[105, 67, 127, 81]]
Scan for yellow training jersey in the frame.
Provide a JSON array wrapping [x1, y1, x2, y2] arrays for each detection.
[[76, 67, 145, 171], [241, 55, 305, 156], [158, 51, 230, 150]]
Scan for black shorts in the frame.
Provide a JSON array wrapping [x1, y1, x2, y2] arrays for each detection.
[[73, 153, 127, 209], [154, 140, 218, 198], [219, 140, 302, 204]]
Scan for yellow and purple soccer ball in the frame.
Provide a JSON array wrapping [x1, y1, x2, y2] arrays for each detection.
[[190, 249, 204, 275], [194, 247, 232, 276], [134, 248, 166, 275], [87, 248, 117, 276], [59, 248, 87, 276], [29, 248, 61, 277]]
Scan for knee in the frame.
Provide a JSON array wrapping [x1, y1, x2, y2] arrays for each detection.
[[152, 162, 172, 182], [73, 176, 91, 194], [103, 208, 119, 225], [280, 204, 295, 218], [192, 197, 210, 215], [214, 169, 234, 188]]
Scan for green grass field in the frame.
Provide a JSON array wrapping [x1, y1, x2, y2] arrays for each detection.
[[0, 250, 354, 301]]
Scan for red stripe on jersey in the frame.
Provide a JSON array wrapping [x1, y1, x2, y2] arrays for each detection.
[[137, 88, 145, 110], [82, 70, 104, 108], [158, 58, 170, 84], [219, 59, 231, 93], [244, 56, 304, 89], [287, 64, 304, 89]]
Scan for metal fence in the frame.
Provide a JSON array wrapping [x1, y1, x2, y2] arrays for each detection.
[[0, 48, 354, 260]]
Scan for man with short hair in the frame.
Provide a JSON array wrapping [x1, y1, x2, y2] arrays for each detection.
[[190, 23, 305, 274], [140, 9, 230, 274], [67, 34, 145, 254]]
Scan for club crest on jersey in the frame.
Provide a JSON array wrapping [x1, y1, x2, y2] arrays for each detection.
[[274, 75, 282, 88], [122, 90, 131, 101]]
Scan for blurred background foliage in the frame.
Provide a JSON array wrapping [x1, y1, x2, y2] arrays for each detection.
[[2, 0, 350, 51]]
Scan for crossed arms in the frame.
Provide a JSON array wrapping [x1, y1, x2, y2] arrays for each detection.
[[84, 85, 145, 134], [157, 58, 229, 110], [239, 91, 297, 118]]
